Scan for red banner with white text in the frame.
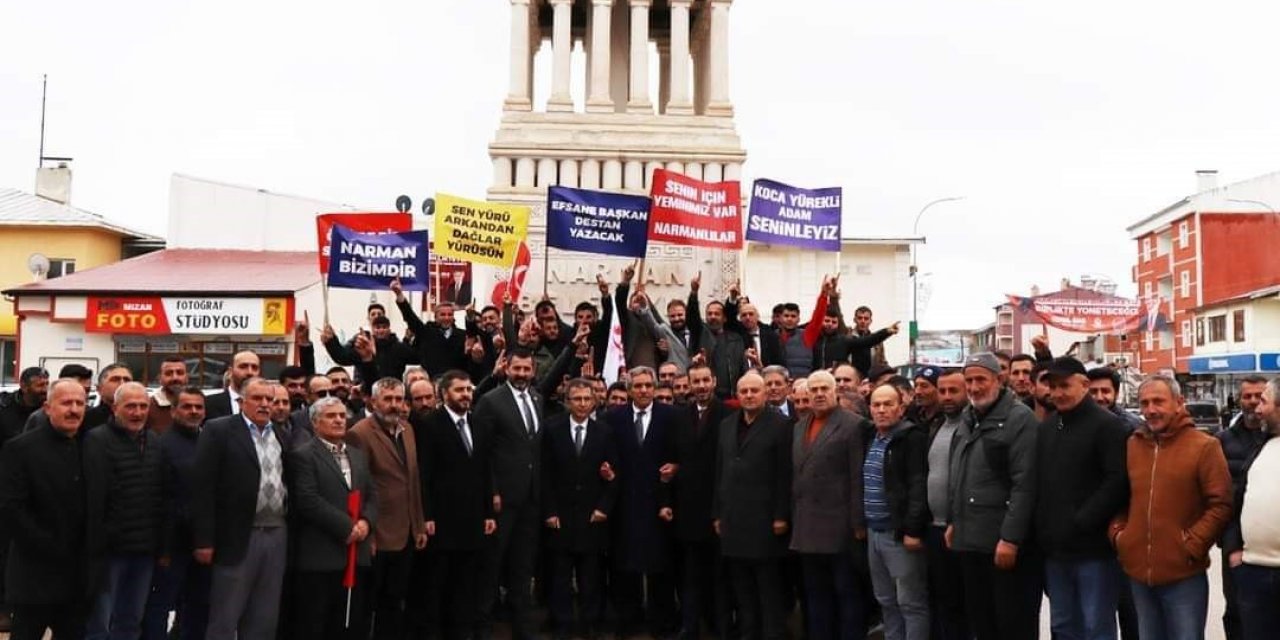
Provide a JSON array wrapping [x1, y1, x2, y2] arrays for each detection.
[[647, 169, 742, 250], [316, 212, 413, 274]]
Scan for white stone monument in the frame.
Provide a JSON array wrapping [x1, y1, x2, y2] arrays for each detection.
[[481, 0, 746, 313]]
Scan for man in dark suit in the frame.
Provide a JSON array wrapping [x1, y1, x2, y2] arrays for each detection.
[[144, 386, 212, 640], [192, 377, 290, 640], [0, 379, 91, 640], [604, 366, 682, 638], [345, 378, 428, 640], [287, 396, 378, 640], [762, 366, 798, 424], [790, 371, 870, 640], [674, 363, 732, 640], [204, 351, 261, 420], [542, 378, 618, 640], [393, 279, 470, 377], [714, 371, 793, 640], [473, 348, 545, 640], [415, 370, 497, 640], [724, 295, 783, 369]]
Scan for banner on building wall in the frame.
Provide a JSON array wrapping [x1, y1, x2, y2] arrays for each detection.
[[647, 168, 742, 250], [1006, 293, 1163, 334], [315, 212, 413, 274], [327, 226, 430, 291], [433, 193, 530, 267], [546, 186, 651, 258], [745, 179, 842, 251], [86, 297, 291, 335]]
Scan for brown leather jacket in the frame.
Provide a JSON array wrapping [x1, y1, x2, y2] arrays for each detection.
[[1110, 411, 1232, 586]]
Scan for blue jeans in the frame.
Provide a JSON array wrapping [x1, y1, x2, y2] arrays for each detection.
[[1129, 573, 1208, 640], [800, 552, 867, 640], [87, 553, 156, 640], [1233, 563, 1280, 640], [867, 529, 929, 640], [143, 552, 211, 640], [1044, 557, 1120, 640]]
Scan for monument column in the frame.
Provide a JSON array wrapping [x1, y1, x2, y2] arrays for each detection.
[[626, 0, 652, 113], [586, 0, 615, 112], [706, 0, 734, 117], [666, 0, 694, 115], [504, 0, 534, 111], [548, 0, 574, 111]]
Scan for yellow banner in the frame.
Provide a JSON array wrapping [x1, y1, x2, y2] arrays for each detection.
[[433, 193, 530, 267]]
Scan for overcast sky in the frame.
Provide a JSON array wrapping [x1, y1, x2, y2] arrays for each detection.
[[4, 0, 1280, 330]]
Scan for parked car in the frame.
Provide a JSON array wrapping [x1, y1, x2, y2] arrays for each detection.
[[1185, 401, 1221, 434]]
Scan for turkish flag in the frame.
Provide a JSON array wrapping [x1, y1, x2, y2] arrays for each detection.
[[491, 241, 532, 305]]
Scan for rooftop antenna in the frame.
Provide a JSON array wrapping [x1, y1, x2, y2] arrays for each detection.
[[38, 74, 46, 169], [38, 75, 73, 169]]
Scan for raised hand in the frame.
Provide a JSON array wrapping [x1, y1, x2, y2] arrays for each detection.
[[596, 273, 609, 295], [390, 277, 405, 301], [294, 311, 311, 347], [690, 271, 701, 293], [622, 260, 637, 283], [321, 322, 336, 344]]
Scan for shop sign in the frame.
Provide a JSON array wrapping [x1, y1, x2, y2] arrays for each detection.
[[86, 297, 291, 336], [1188, 353, 1257, 374]]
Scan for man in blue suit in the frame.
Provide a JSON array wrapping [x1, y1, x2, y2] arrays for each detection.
[[603, 366, 683, 639]]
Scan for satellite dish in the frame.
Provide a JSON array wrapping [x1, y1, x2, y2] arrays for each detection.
[[395, 195, 412, 214], [27, 253, 49, 279], [421, 197, 436, 217]]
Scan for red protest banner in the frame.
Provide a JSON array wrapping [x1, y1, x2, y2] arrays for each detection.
[[647, 168, 742, 250], [1006, 293, 1149, 334], [316, 213, 413, 273]]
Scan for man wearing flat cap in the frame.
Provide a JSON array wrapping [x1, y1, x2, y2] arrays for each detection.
[[945, 353, 1041, 640], [1034, 357, 1129, 640]]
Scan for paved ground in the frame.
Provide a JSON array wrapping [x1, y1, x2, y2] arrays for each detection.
[[0, 557, 1232, 639]]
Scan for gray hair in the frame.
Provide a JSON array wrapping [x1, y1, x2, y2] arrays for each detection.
[[1267, 378, 1280, 402], [402, 365, 427, 386], [113, 381, 148, 406], [1138, 374, 1182, 399], [371, 377, 404, 397], [309, 396, 347, 422], [762, 365, 790, 381], [627, 366, 656, 390], [240, 377, 270, 395], [806, 370, 835, 389]]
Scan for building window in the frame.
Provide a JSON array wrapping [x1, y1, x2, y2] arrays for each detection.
[[1144, 330, 1154, 351], [1142, 238, 1151, 262], [1179, 221, 1190, 248], [0, 339, 14, 385], [115, 339, 288, 389], [1144, 282, 1153, 301], [1208, 315, 1227, 343], [1196, 318, 1206, 346], [1234, 310, 1246, 342], [1180, 270, 1191, 298], [1181, 321, 1192, 348], [48, 258, 76, 279]]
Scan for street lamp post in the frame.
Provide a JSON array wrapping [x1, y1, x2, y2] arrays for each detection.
[[910, 196, 964, 368]]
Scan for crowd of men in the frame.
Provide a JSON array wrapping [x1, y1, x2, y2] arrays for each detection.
[[0, 266, 1277, 640]]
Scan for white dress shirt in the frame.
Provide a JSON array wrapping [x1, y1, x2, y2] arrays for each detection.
[[632, 403, 653, 441]]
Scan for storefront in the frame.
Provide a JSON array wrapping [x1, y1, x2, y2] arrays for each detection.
[[1185, 352, 1280, 405], [4, 248, 317, 389]]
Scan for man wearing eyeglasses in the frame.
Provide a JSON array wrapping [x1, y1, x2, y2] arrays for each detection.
[[288, 375, 336, 437]]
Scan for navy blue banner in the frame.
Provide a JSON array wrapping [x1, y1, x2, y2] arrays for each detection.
[[546, 186, 650, 258], [327, 226, 430, 291], [746, 179, 842, 252]]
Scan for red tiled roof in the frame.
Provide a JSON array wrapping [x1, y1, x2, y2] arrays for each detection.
[[3, 249, 319, 297]]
